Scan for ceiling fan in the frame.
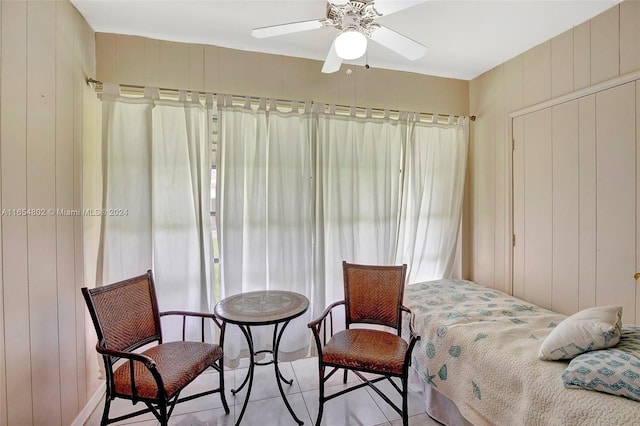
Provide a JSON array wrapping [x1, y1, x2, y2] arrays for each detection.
[[251, 0, 428, 73]]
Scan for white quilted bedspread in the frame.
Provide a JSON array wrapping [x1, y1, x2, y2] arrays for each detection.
[[404, 280, 640, 426]]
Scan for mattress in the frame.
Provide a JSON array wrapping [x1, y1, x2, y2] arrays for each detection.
[[404, 279, 639, 426]]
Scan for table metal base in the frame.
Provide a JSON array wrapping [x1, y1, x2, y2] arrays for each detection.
[[232, 320, 304, 425]]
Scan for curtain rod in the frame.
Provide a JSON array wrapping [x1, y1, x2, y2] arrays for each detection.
[[86, 78, 476, 122]]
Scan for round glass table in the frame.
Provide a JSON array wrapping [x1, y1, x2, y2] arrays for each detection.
[[214, 290, 309, 425]]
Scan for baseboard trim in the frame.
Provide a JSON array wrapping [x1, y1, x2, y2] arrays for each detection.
[[71, 383, 105, 426]]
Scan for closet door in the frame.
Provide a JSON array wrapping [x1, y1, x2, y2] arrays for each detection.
[[596, 82, 636, 324], [512, 81, 637, 322], [512, 109, 553, 309]]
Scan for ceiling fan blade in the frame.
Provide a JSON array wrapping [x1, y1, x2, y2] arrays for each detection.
[[252, 19, 324, 39], [321, 41, 342, 73], [370, 25, 427, 60], [372, 0, 429, 17]]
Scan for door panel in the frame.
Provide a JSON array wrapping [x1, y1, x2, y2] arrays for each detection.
[[512, 82, 637, 321], [578, 95, 597, 311], [596, 82, 636, 324], [522, 108, 553, 309], [551, 101, 580, 315]]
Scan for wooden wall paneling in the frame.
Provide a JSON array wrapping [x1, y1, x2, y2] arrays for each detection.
[[95, 33, 116, 83], [577, 95, 597, 311], [144, 37, 161, 88], [76, 8, 95, 403], [551, 101, 580, 315], [523, 41, 552, 107], [203, 45, 221, 93], [189, 43, 204, 91], [213, 46, 250, 97], [504, 56, 524, 113], [0, 2, 32, 424], [512, 116, 525, 299], [590, 5, 620, 85], [522, 108, 553, 309], [573, 21, 592, 91], [56, 1, 79, 422], [620, 1, 640, 75], [551, 29, 574, 98], [250, 51, 287, 99], [0, 2, 4, 426], [637, 81, 640, 325], [159, 40, 194, 91], [595, 82, 636, 324], [472, 71, 496, 287], [26, 2, 62, 423], [115, 35, 145, 86], [493, 66, 508, 293]]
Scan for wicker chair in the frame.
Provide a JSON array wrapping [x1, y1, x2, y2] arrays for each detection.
[[308, 261, 420, 426], [82, 270, 229, 425]]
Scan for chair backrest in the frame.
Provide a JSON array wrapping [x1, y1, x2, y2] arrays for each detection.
[[342, 261, 407, 330], [82, 270, 162, 354]]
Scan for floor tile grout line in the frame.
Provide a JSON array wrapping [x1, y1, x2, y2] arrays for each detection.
[[292, 359, 315, 424]]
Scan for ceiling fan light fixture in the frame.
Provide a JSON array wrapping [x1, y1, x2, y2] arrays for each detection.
[[334, 29, 367, 60]]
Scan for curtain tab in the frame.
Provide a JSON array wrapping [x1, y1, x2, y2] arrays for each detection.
[[189, 91, 201, 105], [292, 101, 299, 113], [243, 97, 252, 110], [267, 98, 275, 111], [448, 115, 454, 124], [329, 104, 336, 115], [431, 114, 438, 124], [384, 109, 390, 120], [365, 108, 372, 118], [349, 106, 356, 117], [206, 93, 214, 107], [178, 90, 187, 102], [305, 101, 312, 114]]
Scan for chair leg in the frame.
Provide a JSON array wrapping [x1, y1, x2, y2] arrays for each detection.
[[158, 398, 169, 426], [218, 359, 230, 414], [316, 365, 325, 426], [99, 397, 111, 426], [343, 369, 348, 384], [402, 376, 409, 426]]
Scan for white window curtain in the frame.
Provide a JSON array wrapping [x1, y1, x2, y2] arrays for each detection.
[[395, 116, 469, 283], [96, 85, 214, 340], [217, 97, 313, 365], [218, 100, 469, 356], [313, 107, 404, 314]]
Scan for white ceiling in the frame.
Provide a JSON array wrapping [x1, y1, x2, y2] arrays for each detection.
[[71, 0, 621, 81]]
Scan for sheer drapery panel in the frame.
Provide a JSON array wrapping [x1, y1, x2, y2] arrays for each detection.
[[93, 86, 215, 342], [218, 101, 469, 347]]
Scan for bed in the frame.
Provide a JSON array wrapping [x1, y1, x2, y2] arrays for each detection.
[[403, 279, 639, 426]]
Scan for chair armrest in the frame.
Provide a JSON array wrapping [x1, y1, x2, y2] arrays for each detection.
[[307, 300, 345, 354], [159, 310, 224, 342], [95, 343, 156, 369], [96, 342, 166, 402]]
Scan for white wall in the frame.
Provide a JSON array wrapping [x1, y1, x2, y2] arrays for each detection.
[[0, 1, 98, 424]]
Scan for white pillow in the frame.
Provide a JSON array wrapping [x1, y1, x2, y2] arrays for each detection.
[[538, 306, 622, 361]]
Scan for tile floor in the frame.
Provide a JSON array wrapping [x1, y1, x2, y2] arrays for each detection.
[[84, 357, 441, 426]]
